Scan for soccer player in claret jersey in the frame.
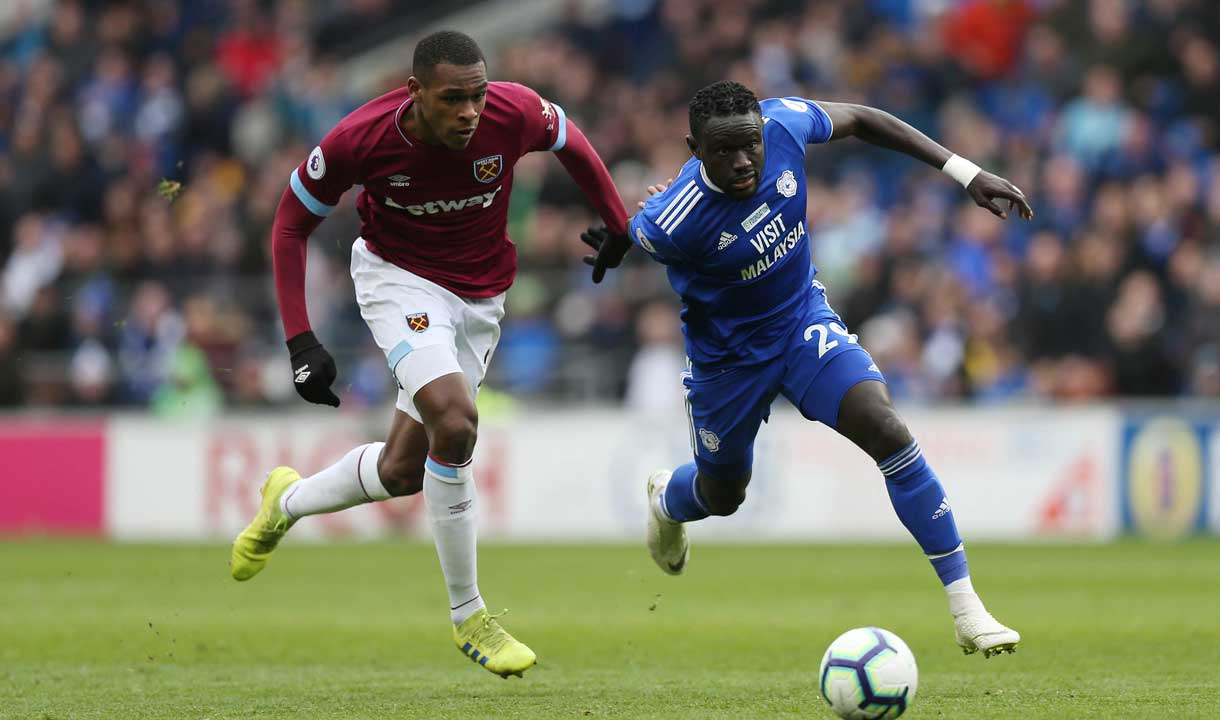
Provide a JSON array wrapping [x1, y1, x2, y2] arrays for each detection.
[[582, 81, 1032, 658], [229, 31, 630, 678]]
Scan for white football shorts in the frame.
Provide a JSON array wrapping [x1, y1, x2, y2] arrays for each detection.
[[350, 237, 505, 422]]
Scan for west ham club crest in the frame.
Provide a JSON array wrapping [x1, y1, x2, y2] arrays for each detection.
[[406, 312, 430, 332], [473, 155, 503, 184]]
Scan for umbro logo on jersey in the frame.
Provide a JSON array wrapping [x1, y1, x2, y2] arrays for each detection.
[[932, 498, 951, 520], [388, 174, 411, 187], [294, 365, 311, 384], [717, 232, 737, 250]]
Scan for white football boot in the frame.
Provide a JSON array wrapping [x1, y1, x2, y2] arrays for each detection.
[[645, 470, 689, 575], [952, 592, 1021, 658]]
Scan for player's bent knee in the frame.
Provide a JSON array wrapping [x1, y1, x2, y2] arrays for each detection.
[[872, 410, 912, 458], [377, 457, 424, 496], [428, 407, 478, 463], [697, 472, 750, 516], [705, 488, 747, 516], [413, 371, 479, 463], [858, 402, 912, 461], [837, 382, 913, 462]]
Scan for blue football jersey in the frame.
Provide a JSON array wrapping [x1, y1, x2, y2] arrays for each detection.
[[630, 97, 834, 366]]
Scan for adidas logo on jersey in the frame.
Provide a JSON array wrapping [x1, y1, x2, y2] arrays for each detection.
[[385, 185, 502, 216], [932, 497, 951, 520], [717, 232, 737, 250]]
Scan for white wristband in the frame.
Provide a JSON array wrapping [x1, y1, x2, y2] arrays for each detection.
[[942, 154, 981, 188]]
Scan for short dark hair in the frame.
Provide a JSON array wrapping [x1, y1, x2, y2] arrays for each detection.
[[412, 30, 485, 84], [688, 81, 761, 138]]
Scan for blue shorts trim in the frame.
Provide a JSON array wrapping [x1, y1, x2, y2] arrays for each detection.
[[387, 339, 413, 372]]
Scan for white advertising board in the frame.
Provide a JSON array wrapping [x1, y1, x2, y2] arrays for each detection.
[[103, 406, 1120, 541]]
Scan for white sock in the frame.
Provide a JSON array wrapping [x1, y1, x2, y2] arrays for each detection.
[[280, 442, 391, 520], [653, 490, 669, 521], [946, 577, 981, 617], [423, 455, 485, 625]]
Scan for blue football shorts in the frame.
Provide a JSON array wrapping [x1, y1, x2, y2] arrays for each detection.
[[681, 281, 885, 478]]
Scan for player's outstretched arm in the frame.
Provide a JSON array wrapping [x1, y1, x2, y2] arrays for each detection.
[[815, 101, 1033, 221], [272, 186, 341, 407], [553, 119, 631, 282], [579, 179, 674, 271]]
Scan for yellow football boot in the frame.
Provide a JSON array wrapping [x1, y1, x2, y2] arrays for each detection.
[[453, 609, 536, 678], [229, 467, 300, 581]]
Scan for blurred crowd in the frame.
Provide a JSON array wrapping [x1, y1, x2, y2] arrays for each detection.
[[1, 0, 1218, 414]]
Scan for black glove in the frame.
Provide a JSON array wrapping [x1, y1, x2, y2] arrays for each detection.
[[580, 225, 632, 283], [286, 331, 340, 407]]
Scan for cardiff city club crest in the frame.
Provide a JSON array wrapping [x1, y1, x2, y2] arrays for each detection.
[[776, 169, 798, 198], [473, 155, 503, 184], [406, 312, 430, 332]]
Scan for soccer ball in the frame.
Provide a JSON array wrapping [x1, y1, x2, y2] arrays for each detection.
[[818, 627, 918, 720]]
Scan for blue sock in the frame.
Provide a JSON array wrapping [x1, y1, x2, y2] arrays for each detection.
[[661, 462, 709, 522], [880, 442, 970, 587]]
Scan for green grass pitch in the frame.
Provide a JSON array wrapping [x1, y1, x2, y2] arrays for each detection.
[[2, 540, 1218, 719]]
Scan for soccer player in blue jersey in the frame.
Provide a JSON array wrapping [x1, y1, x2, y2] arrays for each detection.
[[582, 81, 1033, 657]]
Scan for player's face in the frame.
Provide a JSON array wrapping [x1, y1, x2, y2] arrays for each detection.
[[689, 113, 765, 200], [410, 62, 489, 150]]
